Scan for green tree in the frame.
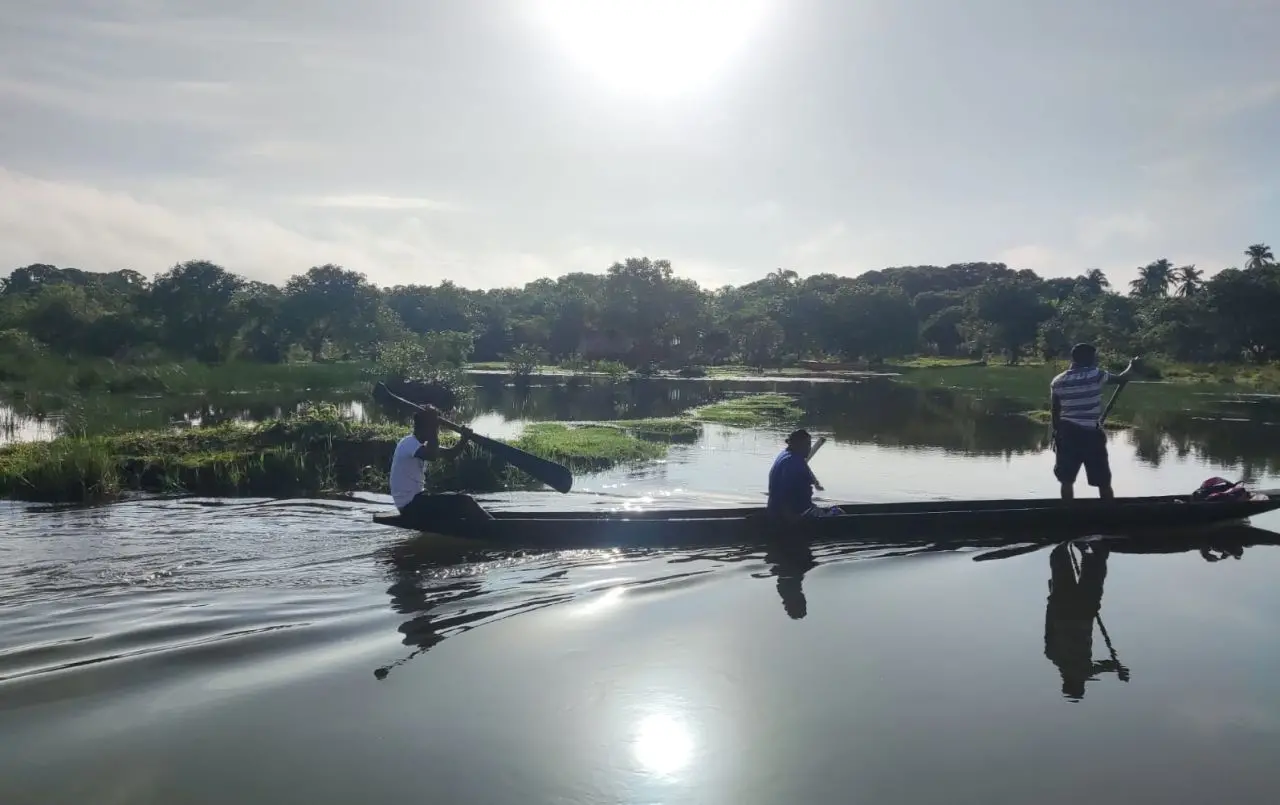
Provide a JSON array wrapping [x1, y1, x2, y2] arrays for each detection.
[[1244, 244, 1274, 270], [1128, 259, 1173, 298], [732, 314, 785, 368], [148, 260, 246, 363], [1206, 266, 1280, 361], [1078, 269, 1110, 296], [1173, 264, 1205, 297], [921, 306, 967, 356], [970, 278, 1052, 364], [283, 265, 390, 360]]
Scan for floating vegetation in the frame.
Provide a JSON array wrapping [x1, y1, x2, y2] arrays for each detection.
[[690, 393, 805, 427]]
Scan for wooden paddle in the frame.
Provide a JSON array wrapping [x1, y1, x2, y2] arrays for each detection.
[[808, 436, 826, 491], [1098, 355, 1140, 426], [373, 382, 574, 494], [971, 542, 1052, 562]]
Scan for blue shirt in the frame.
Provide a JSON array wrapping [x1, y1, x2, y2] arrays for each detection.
[[767, 450, 813, 516]]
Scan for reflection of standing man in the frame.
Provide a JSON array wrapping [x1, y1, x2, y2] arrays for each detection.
[[1044, 542, 1126, 700]]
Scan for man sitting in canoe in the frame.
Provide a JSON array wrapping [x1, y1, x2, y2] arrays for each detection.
[[1051, 343, 1134, 500], [390, 407, 486, 521], [767, 429, 841, 519]]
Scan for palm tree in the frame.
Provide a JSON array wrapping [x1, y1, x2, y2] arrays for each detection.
[[1128, 258, 1173, 297], [1245, 244, 1274, 270], [1079, 268, 1110, 295], [762, 267, 793, 285], [1174, 264, 1204, 297]]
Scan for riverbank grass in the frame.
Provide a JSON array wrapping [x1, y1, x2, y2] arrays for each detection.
[[0, 406, 681, 503]]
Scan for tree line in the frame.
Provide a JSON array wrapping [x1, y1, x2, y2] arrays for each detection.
[[0, 243, 1276, 370]]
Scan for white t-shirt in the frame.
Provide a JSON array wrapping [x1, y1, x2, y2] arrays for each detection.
[[389, 434, 427, 509]]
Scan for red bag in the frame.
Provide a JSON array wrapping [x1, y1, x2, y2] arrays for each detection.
[[1191, 477, 1248, 502]]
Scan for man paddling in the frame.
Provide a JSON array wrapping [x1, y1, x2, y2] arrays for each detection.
[[390, 407, 482, 520], [1050, 344, 1134, 500], [767, 429, 841, 519]]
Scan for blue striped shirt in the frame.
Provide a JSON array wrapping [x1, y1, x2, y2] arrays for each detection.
[[1050, 365, 1110, 427]]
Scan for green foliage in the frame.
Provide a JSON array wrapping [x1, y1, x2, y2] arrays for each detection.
[[971, 277, 1053, 363], [0, 438, 122, 502], [2, 243, 1278, 382], [691, 393, 804, 426], [604, 418, 703, 442], [505, 344, 549, 381], [378, 330, 473, 383], [0, 405, 680, 502], [513, 423, 667, 470]]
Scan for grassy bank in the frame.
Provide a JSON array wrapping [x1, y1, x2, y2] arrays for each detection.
[[0, 405, 682, 503], [0, 354, 374, 397]]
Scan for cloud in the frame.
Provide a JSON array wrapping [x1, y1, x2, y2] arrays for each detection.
[[1, 0, 1276, 294], [1177, 79, 1280, 124], [0, 168, 689, 290], [298, 195, 467, 213], [997, 245, 1077, 276], [1077, 212, 1160, 250]]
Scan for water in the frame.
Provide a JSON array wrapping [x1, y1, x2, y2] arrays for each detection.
[[4, 374, 1280, 803]]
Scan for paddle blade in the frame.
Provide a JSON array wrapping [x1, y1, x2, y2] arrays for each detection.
[[473, 433, 574, 494], [808, 436, 827, 460], [972, 542, 1051, 562]]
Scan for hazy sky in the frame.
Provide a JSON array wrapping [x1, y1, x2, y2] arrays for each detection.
[[2, 0, 1276, 289]]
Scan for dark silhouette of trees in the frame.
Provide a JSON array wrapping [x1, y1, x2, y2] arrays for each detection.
[[1, 243, 1277, 368]]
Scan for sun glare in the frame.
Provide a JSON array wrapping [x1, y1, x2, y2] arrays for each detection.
[[632, 711, 695, 776], [532, 0, 772, 97]]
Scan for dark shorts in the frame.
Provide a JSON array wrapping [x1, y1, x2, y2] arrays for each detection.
[[1054, 422, 1111, 487], [398, 493, 493, 521]]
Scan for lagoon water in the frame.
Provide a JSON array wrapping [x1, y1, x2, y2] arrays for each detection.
[[4, 374, 1280, 803]]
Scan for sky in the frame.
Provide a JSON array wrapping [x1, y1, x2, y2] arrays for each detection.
[[1, 0, 1277, 290]]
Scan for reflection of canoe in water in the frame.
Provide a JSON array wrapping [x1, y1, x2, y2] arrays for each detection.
[[372, 493, 1280, 550], [1087, 524, 1280, 555]]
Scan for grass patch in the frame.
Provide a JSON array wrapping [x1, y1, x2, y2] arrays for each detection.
[[513, 423, 667, 471], [1151, 360, 1280, 390], [890, 357, 988, 369], [691, 393, 804, 427], [0, 405, 676, 503], [603, 418, 702, 443]]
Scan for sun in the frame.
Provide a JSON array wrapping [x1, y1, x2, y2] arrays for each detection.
[[531, 0, 773, 97]]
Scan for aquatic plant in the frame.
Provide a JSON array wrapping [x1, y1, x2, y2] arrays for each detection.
[[0, 438, 121, 502], [512, 423, 666, 471], [604, 418, 702, 443], [690, 393, 805, 427]]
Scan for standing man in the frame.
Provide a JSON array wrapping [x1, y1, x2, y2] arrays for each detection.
[[1050, 343, 1133, 499], [390, 407, 476, 521]]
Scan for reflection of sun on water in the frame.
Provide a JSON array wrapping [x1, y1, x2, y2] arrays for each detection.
[[574, 585, 627, 616], [632, 712, 694, 776], [531, 0, 773, 97]]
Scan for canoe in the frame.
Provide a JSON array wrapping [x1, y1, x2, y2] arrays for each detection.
[[372, 492, 1280, 550]]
